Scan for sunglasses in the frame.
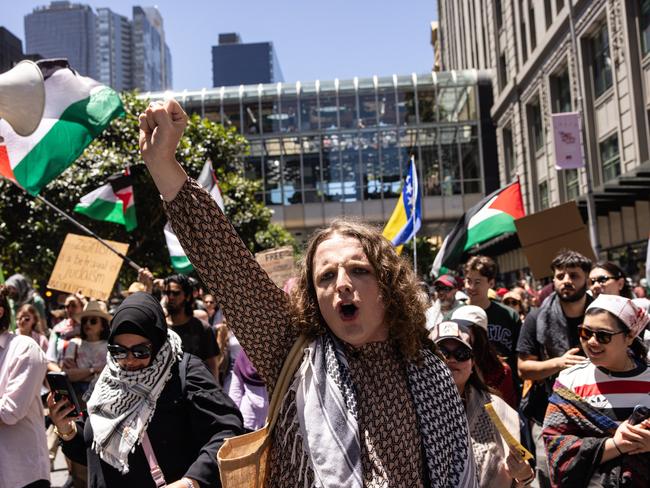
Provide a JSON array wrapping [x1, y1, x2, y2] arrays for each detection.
[[503, 299, 521, 307], [577, 326, 626, 345], [589, 275, 617, 286], [81, 317, 101, 325], [434, 286, 453, 293], [438, 345, 473, 362], [163, 289, 183, 297], [107, 343, 152, 360], [18, 315, 33, 321]]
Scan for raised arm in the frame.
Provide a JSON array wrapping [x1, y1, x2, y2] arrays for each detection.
[[139, 100, 299, 395]]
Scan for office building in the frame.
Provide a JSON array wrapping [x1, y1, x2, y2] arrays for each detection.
[[25, 1, 97, 77], [212, 33, 284, 87], [144, 70, 497, 240], [96, 8, 132, 92], [439, 0, 650, 269], [0, 27, 24, 73], [132, 6, 172, 91]]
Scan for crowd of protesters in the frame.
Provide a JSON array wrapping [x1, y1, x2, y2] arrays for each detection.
[[1, 98, 650, 488]]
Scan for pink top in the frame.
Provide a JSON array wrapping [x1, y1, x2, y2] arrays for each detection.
[[0, 331, 49, 487]]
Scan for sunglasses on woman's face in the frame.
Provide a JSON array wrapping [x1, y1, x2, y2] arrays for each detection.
[[81, 317, 101, 325], [107, 343, 152, 360], [577, 326, 625, 345], [438, 345, 473, 362], [503, 299, 521, 307], [589, 275, 616, 286]]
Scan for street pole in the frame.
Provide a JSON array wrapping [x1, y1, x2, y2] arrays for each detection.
[[8, 179, 143, 272], [568, 0, 601, 256], [411, 155, 418, 276]]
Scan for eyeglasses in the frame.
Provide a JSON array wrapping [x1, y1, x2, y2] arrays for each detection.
[[503, 299, 521, 307], [434, 286, 453, 293], [81, 317, 101, 325], [438, 345, 473, 362], [163, 289, 182, 297], [577, 326, 626, 345], [589, 275, 616, 286], [64, 303, 79, 309], [18, 315, 32, 321], [107, 343, 152, 360]]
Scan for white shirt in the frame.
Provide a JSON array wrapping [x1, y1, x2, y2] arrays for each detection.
[[0, 331, 49, 487]]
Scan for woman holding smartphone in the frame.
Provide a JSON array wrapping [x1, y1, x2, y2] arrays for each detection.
[[47, 292, 244, 488], [543, 295, 650, 487]]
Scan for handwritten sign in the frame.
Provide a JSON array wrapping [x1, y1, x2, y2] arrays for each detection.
[[255, 246, 295, 288], [48, 234, 129, 300]]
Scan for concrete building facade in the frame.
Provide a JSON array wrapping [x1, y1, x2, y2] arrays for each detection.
[[439, 0, 650, 273]]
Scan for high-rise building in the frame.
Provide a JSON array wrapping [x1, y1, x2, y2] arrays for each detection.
[[212, 33, 284, 87], [24, 1, 97, 77], [96, 8, 132, 92], [0, 27, 24, 73], [439, 0, 650, 270], [132, 6, 172, 91]]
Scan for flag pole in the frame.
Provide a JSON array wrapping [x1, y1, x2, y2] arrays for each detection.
[[411, 155, 418, 276], [9, 180, 142, 272]]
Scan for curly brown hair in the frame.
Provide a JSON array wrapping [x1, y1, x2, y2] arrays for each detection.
[[290, 218, 429, 361]]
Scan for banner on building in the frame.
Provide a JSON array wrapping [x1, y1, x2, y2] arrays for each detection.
[[255, 246, 296, 289], [552, 112, 584, 170], [48, 233, 129, 300]]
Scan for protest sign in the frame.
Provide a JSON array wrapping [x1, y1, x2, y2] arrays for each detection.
[[48, 233, 129, 300], [484, 402, 534, 461], [515, 201, 596, 279], [255, 246, 295, 288], [552, 112, 584, 170]]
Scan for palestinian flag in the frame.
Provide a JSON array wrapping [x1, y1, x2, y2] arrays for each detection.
[[165, 160, 224, 273], [0, 59, 124, 195], [74, 169, 137, 231], [432, 181, 525, 276]]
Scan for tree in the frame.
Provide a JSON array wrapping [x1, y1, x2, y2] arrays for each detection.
[[0, 91, 295, 290]]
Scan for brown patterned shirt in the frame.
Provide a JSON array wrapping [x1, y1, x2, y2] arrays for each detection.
[[165, 178, 425, 487]]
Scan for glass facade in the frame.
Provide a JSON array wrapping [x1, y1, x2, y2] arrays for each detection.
[[145, 71, 487, 227]]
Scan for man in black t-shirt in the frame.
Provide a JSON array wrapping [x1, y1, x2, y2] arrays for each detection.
[[516, 250, 592, 488], [164, 274, 219, 379]]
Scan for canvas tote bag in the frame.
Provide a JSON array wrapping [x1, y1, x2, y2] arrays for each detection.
[[217, 334, 308, 487]]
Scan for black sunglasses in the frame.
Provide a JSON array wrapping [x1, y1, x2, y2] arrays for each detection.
[[434, 285, 453, 293], [163, 289, 183, 297], [589, 275, 617, 286], [81, 317, 101, 325], [107, 343, 152, 360], [503, 298, 521, 307], [578, 326, 625, 345], [438, 345, 473, 362]]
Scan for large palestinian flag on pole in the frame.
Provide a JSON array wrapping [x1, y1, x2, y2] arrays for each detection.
[[0, 59, 124, 195], [432, 180, 525, 276], [74, 168, 137, 231]]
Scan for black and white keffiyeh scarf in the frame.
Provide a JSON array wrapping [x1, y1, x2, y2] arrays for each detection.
[[86, 329, 183, 474], [292, 332, 477, 488]]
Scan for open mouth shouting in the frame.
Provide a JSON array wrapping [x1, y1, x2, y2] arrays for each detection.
[[337, 302, 359, 321]]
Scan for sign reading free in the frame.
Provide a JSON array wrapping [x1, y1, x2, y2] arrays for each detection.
[[255, 246, 296, 289], [48, 233, 129, 300]]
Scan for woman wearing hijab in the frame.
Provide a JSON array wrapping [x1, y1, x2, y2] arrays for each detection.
[[5, 274, 47, 327], [139, 100, 476, 486], [542, 295, 650, 487], [48, 292, 244, 488]]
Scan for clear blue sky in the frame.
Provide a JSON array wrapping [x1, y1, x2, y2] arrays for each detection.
[[4, 0, 438, 90]]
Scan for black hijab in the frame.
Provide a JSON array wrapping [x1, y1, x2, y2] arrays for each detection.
[[108, 292, 168, 358]]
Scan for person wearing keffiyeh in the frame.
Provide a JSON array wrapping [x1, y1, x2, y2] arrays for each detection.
[[543, 294, 650, 487], [48, 292, 244, 488]]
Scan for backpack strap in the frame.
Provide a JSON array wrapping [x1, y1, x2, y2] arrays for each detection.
[[142, 432, 167, 487]]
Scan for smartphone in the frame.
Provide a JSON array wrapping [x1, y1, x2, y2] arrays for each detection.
[[46, 372, 82, 418], [628, 405, 650, 426]]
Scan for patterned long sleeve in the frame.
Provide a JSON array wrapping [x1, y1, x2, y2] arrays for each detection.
[[164, 178, 299, 396]]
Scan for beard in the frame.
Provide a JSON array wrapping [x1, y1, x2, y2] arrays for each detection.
[[558, 283, 587, 303]]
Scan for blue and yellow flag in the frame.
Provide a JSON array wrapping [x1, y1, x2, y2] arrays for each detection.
[[382, 156, 422, 253]]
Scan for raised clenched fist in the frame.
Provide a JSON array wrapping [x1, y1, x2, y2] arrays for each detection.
[[138, 99, 188, 167]]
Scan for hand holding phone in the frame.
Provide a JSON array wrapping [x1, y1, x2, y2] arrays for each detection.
[[628, 405, 650, 426], [46, 371, 82, 418]]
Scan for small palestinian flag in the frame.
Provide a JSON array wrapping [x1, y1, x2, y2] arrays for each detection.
[[74, 169, 137, 231], [432, 180, 525, 276], [0, 59, 124, 195]]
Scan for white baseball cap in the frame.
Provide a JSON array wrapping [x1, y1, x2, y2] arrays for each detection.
[[451, 305, 488, 332]]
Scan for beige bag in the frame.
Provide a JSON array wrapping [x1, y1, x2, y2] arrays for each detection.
[[217, 335, 308, 487]]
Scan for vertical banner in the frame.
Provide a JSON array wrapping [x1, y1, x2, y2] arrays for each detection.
[[552, 112, 584, 170]]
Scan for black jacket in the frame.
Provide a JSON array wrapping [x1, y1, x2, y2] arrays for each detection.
[[63, 353, 244, 488]]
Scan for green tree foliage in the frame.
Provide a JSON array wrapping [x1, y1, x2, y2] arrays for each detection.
[[0, 92, 294, 290]]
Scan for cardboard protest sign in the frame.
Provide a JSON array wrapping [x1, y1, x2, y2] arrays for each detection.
[[514, 202, 596, 279], [255, 246, 296, 288], [484, 402, 534, 461], [48, 233, 129, 300]]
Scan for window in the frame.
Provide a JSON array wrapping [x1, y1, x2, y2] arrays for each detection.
[[599, 134, 620, 182], [551, 70, 572, 113], [529, 100, 544, 152], [565, 169, 580, 200], [539, 180, 549, 209], [544, 0, 553, 29], [520, 1, 528, 63], [503, 126, 515, 177], [556, 0, 565, 12], [529, 4, 537, 50], [496, 0, 503, 29], [592, 24, 613, 98], [499, 53, 508, 89], [641, 0, 650, 55]]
